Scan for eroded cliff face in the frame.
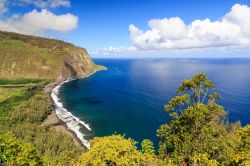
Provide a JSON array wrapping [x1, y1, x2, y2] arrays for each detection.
[[58, 48, 95, 82], [0, 31, 101, 82]]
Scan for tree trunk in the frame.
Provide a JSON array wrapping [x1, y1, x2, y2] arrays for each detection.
[[193, 159, 197, 166]]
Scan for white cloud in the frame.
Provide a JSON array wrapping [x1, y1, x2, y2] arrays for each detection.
[[95, 4, 250, 56], [14, 0, 71, 8], [0, 9, 78, 35], [0, 0, 70, 16], [91, 46, 138, 56], [0, 0, 8, 15]]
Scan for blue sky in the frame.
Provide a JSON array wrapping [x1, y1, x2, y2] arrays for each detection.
[[67, 0, 250, 50], [0, 0, 250, 57]]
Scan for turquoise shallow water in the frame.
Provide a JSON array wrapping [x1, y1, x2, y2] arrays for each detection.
[[59, 59, 250, 147]]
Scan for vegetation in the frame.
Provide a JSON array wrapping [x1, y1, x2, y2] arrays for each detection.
[[0, 73, 249, 166], [0, 133, 42, 165], [0, 78, 51, 85], [0, 31, 96, 80], [0, 33, 63, 79], [141, 139, 155, 155], [0, 79, 83, 165], [157, 73, 250, 165], [0, 31, 75, 51], [74, 73, 249, 166], [77, 135, 163, 166]]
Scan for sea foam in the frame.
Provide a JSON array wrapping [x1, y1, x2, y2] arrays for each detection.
[[51, 71, 97, 149]]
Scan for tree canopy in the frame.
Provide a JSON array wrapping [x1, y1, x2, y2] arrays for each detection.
[[157, 73, 250, 165], [77, 135, 164, 166]]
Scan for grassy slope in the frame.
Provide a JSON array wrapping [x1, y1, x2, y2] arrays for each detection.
[[0, 31, 99, 80], [0, 33, 65, 79]]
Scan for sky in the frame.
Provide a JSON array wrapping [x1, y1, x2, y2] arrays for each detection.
[[0, 0, 250, 58]]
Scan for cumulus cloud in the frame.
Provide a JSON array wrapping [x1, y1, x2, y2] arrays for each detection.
[[95, 4, 250, 56], [0, 9, 78, 35], [14, 0, 71, 8], [0, 0, 8, 15]]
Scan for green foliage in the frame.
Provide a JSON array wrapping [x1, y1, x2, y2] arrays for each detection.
[[0, 31, 75, 51], [0, 133, 42, 165], [164, 73, 221, 121], [0, 87, 36, 126], [141, 139, 155, 155], [10, 123, 82, 165], [208, 92, 222, 104], [158, 103, 235, 165], [77, 135, 163, 166], [10, 94, 51, 124], [176, 73, 215, 104], [158, 73, 249, 165], [232, 125, 250, 165], [164, 94, 190, 113], [0, 87, 24, 102], [0, 78, 51, 85], [0, 79, 83, 165]]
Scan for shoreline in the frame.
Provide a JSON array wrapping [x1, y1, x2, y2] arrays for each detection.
[[43, 69, 105, 150], [43, 82, 88, 149]]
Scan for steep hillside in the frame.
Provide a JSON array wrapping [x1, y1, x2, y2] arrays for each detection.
[[0, 31, 103, 81]]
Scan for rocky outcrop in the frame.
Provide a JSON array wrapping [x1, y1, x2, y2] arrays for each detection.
[[59, 48, 95, 81]]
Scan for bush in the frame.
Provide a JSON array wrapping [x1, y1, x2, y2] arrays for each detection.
[[10, 94, 51, 124], [0, 133, 42, 165]]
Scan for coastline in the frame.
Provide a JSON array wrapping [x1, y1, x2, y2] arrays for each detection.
[[43, 82, 87, 149], [43, 68, 106, 150]]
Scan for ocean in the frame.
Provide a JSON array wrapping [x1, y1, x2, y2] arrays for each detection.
[[58, 58, 250, 147]]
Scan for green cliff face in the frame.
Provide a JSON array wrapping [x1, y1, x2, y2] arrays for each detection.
[[0, 31, 99, 82]]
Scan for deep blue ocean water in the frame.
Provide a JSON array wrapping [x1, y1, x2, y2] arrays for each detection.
[[59, 58, 250, 147]]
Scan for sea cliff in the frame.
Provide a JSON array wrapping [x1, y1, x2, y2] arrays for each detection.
[[0, 31, 106, 149], [0, 31, 105, 82]]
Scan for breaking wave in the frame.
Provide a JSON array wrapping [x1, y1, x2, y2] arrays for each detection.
[[51, 71, 97, 149]]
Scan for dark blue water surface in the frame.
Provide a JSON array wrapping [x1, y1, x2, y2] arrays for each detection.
[[59, 58, 250, 146]]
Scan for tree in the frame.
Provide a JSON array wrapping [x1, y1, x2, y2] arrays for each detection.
[[157, 73, 238, 165], [77, 135, 163, 166], [141, 139, 155, 155], [176, 73, 220, 104]]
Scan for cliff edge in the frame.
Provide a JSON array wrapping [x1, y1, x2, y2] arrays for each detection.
[[0, 31, 104, 82]]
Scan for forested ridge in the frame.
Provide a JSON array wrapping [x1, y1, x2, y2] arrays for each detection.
[[0, 74, 249, 165]]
